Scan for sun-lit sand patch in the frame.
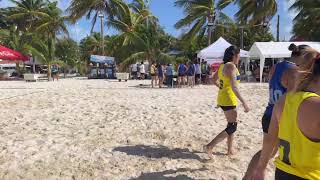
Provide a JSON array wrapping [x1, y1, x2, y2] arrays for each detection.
[[0, 79, 274, 179]]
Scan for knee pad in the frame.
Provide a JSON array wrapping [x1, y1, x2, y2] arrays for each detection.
[[225, 122, 237, 135]]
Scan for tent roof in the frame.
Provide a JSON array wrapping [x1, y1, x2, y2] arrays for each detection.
[[198, 37, 250, 59], [249, 41, 320, 59]]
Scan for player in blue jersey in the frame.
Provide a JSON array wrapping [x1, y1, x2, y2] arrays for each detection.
[[243, 44, 310, 180]]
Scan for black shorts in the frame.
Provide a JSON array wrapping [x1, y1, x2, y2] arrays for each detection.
[[220, 106, 236, 111], [178, 73, 185, 77], [275, 168, 307, 180], [262, 114, 272, 133]]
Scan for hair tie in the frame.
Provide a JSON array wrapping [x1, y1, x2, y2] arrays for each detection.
[[316, 54, 320, 60]]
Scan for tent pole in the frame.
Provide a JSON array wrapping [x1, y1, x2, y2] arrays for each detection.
[[260, 56, 265, 83]]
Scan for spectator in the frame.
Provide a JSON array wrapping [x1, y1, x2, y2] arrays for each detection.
[[187, 61, 195, 87], [150, 62, 158, 88], [132, 63, 138, 80], [177, 62, 187, 88], [157, 63, 164, 88], [166, 63, 174, 88], [140, 62, 145, 80], [195, 60, 201, 85], [254, 65, 260, 82], [51, 64, 59, 81], [201, 60, 208, 84]]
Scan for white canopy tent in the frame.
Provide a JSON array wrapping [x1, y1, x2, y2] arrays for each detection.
[[197, 37, 250, 65], [249, 41, 320, 82]]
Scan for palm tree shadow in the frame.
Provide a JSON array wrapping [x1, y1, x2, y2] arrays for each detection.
[[130, 168, 209, 180], [113, 145, 205, 162]]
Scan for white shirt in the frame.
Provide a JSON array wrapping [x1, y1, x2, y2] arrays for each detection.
[[140, 64, 145, 73]]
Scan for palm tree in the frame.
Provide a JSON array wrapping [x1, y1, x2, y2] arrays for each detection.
[[120, 24, 173, 68], [107, 1, 147, 46], [0, 8, 11, 29], [217, 0, 277, 25], [289, 0, 320, 40], [35, 1, 69, 78], [32, 40, 65, 77], [67, 0, 121, 33], [174, 0, 234, 45], [130, 0, 157, 26], [7, 0, 50, 32], [55, 38, 80, 77]]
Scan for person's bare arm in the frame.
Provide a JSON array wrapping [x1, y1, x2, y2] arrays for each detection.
[[253, 96, 285, 180], [281, 66, 299, 92], [212, 71, 219, 88], [226, 64, 250, 112]]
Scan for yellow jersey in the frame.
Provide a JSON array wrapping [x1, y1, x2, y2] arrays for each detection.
[[275, 92, 320, 179], [150, 65, 156, 75], [217, 64, 240, 106]]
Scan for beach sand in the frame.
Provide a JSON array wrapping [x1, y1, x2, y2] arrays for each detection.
[[0, 79, 275, 179]]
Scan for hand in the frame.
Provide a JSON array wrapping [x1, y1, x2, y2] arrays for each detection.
[[243, 102, 250, 113], [251, 168, 266, 180]]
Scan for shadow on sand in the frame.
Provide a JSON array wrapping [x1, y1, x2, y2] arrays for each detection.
[[128, 84, 152, 89], [130, 168, 209, 180], [113, 145, 204, 162]]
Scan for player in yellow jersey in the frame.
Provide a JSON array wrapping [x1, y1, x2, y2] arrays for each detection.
[[203, 45, 250, 157], [253, 48, 320, 180]]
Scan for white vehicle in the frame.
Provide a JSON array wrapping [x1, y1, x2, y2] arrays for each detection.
[[0, 64, 17, 76]]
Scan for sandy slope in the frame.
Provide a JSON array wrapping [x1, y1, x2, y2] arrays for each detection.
[[0, 79, 275, 180]]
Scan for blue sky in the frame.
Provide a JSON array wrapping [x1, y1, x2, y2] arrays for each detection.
[[1, 0, 296, 42]]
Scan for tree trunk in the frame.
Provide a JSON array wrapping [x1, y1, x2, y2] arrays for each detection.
[[64, 66, 67, 79], [15, 62, 20, 75], [207, 16, 213, 46], [207, 12, 216, 46], [32, 57, 36, 73], [47, 64, 51, 81]]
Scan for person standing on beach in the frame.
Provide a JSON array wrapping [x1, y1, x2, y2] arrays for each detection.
[[243, 44, 310, 180], [178, 62, 187, 88], [132, 63, 138, 80], [187, 61, 195, 87], [166, 63, 174, 88], [195, 60, 201, 85], [252, 48, 320, 180], [51, 64, 59, 81], [150, 62, 157, 88], [201, 60, 208, 84], [203, 45, 250, 156], [140, 62, 145, 80], [157, 63, 164, 88]]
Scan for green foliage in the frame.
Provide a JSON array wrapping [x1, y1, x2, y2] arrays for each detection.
[[290, 0, 320, 41], [217, 0, 277, 25], [55, 38, 79, 67], [67, 0, 121, 33], [174, 0, 233, 44]]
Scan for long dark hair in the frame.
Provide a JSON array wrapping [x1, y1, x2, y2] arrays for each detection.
[[223, 45, 240, 64], [297, 48, 320, 91]]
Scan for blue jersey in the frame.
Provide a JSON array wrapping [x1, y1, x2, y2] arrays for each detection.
[[264, 61, 295, 117], [178, 64, 186, 74]]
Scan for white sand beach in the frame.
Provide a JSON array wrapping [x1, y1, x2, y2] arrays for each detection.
[[0, 79, 275, 180]]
